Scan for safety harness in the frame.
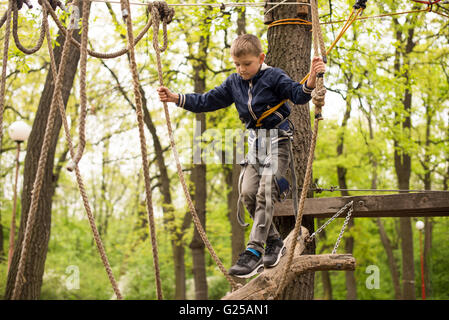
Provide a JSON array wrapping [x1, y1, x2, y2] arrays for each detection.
[[236, 118, 298, 228]]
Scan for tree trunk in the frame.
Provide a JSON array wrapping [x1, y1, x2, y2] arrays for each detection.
[[225, 162, 245, 286], [421, 104, 433, 298], [265, 0, 315, 300], [376, 218, 402, 299], [393, 19, 416, 300], [188, 33, 210, 299], [0, 209, 4, 262], [336, 84, 357, 300], [4, 7, 83, 299], [362, 102, 402, 299], [190, 113, 208, 299]]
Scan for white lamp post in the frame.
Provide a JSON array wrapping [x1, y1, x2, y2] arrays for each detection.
[[7, 120, 31, 271], [415, 220, 425, 300]]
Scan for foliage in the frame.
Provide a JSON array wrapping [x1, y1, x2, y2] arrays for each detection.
[[0, 0, 448, 300]]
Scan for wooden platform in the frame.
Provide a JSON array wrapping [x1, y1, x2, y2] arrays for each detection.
[[273, 192, 449, 218]]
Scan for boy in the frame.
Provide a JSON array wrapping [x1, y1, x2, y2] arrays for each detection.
[[158, 34, 325, 278]]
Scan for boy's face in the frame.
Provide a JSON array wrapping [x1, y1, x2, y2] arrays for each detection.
[[232, 53, 265, 81]]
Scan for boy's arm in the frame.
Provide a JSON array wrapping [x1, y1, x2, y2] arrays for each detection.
[[176, 76, 235, 113], [273, 57, 325, 105], [272, 69, 314, 105]]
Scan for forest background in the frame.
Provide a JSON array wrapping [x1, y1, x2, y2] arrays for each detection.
[[0, 0, 448, 300]]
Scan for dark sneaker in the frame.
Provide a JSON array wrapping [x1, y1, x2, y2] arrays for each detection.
[[263, 238, 286, 268], [228, 250, 264, 278]]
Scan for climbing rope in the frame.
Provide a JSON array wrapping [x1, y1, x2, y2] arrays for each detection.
[[119, 0, 163, 300], [0, 0, 12, 174], [43, 0, 154, 60], [12, 0, 46, 55], [148, 1, 241, 292], [0, 11, 7, 28], [11, 0, 122, 300], [66, 0, 90, 172], [275, 0, 327, 299]]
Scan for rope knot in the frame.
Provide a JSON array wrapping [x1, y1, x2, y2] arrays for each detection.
[[311, 86, 326, 108], [148, 1, 175, 24], [38, 0, 63, 11]]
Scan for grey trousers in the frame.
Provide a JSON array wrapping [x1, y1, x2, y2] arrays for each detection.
[[238, 132, 291, 254]]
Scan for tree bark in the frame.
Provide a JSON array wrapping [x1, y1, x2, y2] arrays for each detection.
[[393, 18, 416, 301], [4, 7, 83, 299], [265, 0, 315, 299], [223, 227, 355, 300]]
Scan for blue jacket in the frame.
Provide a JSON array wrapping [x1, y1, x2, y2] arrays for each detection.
[[176, 63, 313, 130]]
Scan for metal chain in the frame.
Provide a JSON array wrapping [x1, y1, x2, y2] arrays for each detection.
[[332, 201, 354, 254], [307, 200, 354, 254]]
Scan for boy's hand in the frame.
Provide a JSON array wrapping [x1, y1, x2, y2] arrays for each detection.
[[310, 56, 326, 78], [157, 86, 179, 103], [305, 56, 326, 89]]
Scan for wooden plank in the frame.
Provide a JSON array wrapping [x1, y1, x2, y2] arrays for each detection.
[[274, 192, 449, 218]]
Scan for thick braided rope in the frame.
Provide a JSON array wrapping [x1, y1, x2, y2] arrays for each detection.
[[12, 0, 46, 55], [11, 1, 122, 299], [66, 0, 90, 172], [10, 3, 62, 299], [42, 0, 123, 299], [0, 0, 12, 184], [1, 11, 8, 28], [120, 0, 163, 300], [44, 0, 153, 60], [150, 2, 241, 292], [274, 0, 326, 299]]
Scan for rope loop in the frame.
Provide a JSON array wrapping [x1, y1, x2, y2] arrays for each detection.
[[148, 1, 175, 24], [150, 1, 174, 53]]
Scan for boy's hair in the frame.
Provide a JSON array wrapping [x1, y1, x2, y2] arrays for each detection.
[[231, 34, 263, 57]]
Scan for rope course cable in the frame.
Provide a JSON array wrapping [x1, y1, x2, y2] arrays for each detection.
[[89, 0, 304, 8]]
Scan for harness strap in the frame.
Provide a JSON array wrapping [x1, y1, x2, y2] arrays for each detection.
[[236, 162, 250, 227], [255, 99, 287, 128], [287, 138, 299, 221]]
